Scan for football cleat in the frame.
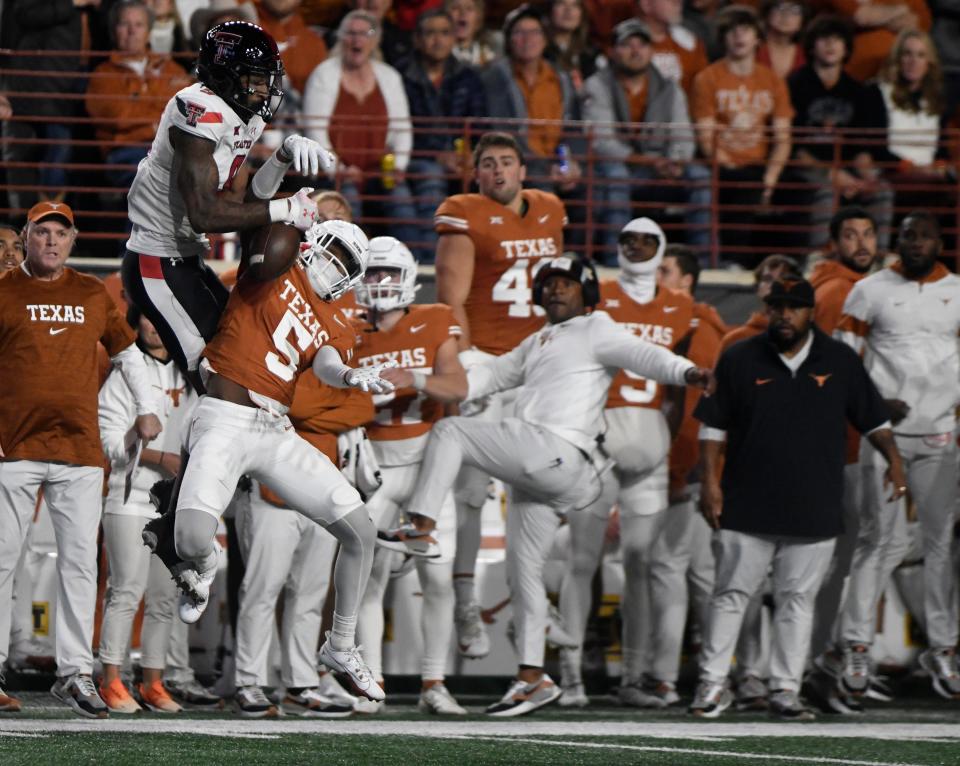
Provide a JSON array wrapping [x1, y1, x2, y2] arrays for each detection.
[[486, 675, 562, 717], [143, 480, 187, 574], [768, 689, 816, 721], [455, 602, 491, 659], [164, 678, 223, 709], [318, 634, 385, 701], [839, 643, 871, 696], [919, 647, 960, 699], [283, 688, 353, 718], [98, 678, 141, 715], [51, 674, 109, 719], [545, 604, 579, 649], [353, 697, 385, 715], [137, 681, 182, 713], [418, 683, 468, 716], [557, 682, 589, 708], [688, 680, 732, 719], [176, 542, 221, 624], [235, 685, 279, 719], [376, 525, 440, 558]]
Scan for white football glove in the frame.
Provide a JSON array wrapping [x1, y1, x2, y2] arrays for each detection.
[[345, 361, 398, 394], [281, 135, 336, 176], [269, 187, 318, 232]]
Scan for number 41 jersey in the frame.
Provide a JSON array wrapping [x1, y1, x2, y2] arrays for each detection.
[[434, 189, 566, 356], [127, 82, 265, 259]]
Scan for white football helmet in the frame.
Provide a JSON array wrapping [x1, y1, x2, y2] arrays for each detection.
[[299, 220, 370, 301], [353, 236, 419, 312]]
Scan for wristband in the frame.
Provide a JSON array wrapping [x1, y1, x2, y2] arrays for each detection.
[[268, 197, 289, 223], [411, 370, 427, 391]]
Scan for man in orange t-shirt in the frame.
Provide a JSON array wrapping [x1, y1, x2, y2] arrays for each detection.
[[636, 0, 710, 96], [0, 202, 162, 717], [690, 5, 793, 267]]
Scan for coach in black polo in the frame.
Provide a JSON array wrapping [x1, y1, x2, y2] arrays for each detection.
[[687, 278, 906, 722]]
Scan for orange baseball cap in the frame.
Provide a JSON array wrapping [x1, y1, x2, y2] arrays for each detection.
[[27, 200, 75, 226]]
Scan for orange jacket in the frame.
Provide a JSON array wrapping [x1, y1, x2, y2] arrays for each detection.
[[720, 310, 768, 353], [810, 259, 866, 336], [85, 54, 189, 147]]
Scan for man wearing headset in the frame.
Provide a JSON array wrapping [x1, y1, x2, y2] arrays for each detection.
[[378, 252, 714, 716]]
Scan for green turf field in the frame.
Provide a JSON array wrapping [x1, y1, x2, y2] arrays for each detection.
[[2, 695, 960, 766]]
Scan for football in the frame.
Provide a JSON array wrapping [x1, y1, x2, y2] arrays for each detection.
[[243, 222, 302, 281]]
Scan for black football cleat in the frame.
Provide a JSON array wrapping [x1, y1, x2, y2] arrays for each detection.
[[143, 480, 185, 573]]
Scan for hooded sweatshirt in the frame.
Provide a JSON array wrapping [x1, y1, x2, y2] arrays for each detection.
[[810, 258, 868, 336]]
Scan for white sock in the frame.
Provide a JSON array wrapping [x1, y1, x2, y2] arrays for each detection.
[[330, 612, 357, 652], [454, 576, 476, 609]]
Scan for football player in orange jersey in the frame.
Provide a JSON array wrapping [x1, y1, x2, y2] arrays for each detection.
[[433, 131, 567, 659], [556, 218, 697, 709], [351, 237, 469, 715], [169, 219, 394, 703]]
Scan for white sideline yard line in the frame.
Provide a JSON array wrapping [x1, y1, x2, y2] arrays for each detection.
[[1, 719, 960, 741], [460, 735, 927, 766]]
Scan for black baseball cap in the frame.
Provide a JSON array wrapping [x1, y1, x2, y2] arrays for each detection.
[[764, 278, 815, 308]]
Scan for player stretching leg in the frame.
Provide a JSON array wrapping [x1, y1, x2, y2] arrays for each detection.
[[171, 220, 390, 701]]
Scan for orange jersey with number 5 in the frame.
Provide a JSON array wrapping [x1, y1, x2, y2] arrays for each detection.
[[203, 264, 355, 408], [599, 282, 696, 410], [434, 189, 566, 356], [355, 304, 461, 441]]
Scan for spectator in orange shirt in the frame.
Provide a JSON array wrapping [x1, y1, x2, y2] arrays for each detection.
[[85, 0, 190, 190], [825, 0, 931, 82], [690, 5, 794, 267], [0, 224, 25, 274], [635, 0, 710, 96], [719, 253, 802, 351], [756, 0, 807, 79], [256, 0, 329, 100]]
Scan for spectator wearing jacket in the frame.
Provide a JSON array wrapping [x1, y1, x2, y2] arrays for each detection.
[[401, 9, 486, 261], [582, 19, 710, 261], [480, 4, 586, 243], [85, 1, 190, 191], [303, 10, 417, 244]]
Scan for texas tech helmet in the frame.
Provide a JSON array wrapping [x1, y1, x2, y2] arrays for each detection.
[[197, 21, 285, 123], [532, 253, 600, 309]]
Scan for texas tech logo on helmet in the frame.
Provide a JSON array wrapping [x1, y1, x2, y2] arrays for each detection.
[[212, 31, 241, 64]]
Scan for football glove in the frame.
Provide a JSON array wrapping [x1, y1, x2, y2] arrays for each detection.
[[269, 187, 318, 232], [281, 135, 336, 176], [345, 361, 397, 394]]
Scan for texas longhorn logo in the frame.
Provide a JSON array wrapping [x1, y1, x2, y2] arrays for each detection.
[[213, 31, 242, 65], [809, 373, 832, 388]]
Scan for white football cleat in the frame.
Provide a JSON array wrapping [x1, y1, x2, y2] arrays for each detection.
[[318, 634, 385, 701], [455, 602, 491, 659], [376, 525, 440, 558], [486, 674, 562, 717], [176, 543, 221, 624], [545, 604, 579, 649], [557, 683, 589, 708], [418, 683, 468, 715]]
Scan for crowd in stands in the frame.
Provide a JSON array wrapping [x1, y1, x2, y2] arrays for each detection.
[[1, 0, 959, 266]]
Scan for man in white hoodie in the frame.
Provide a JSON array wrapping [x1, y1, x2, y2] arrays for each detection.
[[378, 252, 714, 716], [556, 218, 697, 708]]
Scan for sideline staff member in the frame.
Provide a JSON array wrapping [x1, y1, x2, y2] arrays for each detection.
[[690, 278, 905, 721]]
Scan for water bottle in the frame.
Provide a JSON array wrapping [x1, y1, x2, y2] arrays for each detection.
[[381, 153, 396, 190], [556, 143, 570, 176]]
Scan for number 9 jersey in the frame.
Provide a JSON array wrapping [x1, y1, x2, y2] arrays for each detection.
[[434, 189, 566, 356]]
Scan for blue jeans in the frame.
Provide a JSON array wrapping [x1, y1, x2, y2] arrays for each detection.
[[596, 160, 712, 261]]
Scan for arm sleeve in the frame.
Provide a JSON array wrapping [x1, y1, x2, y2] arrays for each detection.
[[834, 282, 873, 355], [434, 196, 470, 235], [381, 64, 413, 172], [312, 344, 352, 388], [302, 62, 339, 177], [110, 345, 159, 416], [689, 69, 715, 122], [845, 348, 893, 434], [593, 319, 695, 385], [466, 341, 526, 400], [98, 370, 137, 463]]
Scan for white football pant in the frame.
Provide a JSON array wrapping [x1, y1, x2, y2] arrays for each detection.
[[840, 435, 958, 649], [560, 407, 669, 686], [408, 415, 598, 669], [233, 486, 339, 689], [357, 458, 456, 682], [99, 513, 178, 670], [700, 530, 835, 692], [0, 461, 102, 677]]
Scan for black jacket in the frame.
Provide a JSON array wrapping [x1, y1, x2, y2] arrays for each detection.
[[401, 54, 486, 153], [695, 325, 889, 538]]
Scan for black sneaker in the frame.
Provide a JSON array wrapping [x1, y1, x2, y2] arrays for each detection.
[[164, 678, 224, 709], [143, 480, 184, 573]]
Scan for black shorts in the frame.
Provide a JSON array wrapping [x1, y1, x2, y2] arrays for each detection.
[[121, 250, 229, 376]]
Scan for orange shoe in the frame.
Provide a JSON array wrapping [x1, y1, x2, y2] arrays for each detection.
[[99, 678, 141, 715], [138, 680, 182, 713]]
